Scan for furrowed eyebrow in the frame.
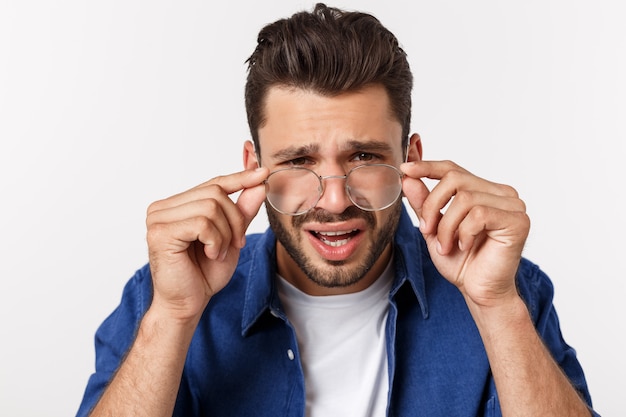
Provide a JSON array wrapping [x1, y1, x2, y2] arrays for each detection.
[[270, 144, 320, 161], [268, 139, 395, 161], [342, 140, 395, 153]]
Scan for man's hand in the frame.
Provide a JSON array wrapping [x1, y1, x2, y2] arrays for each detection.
[[145, 167, 269, 322], [400, 160, 530, 309], [89, 168, 269, 417], [401, 160, 593, 416]]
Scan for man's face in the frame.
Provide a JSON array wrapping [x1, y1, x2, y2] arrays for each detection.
[[256, 84, 405, 295]]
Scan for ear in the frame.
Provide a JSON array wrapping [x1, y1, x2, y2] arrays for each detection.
[[243, 140, 259, 170], [406, 133, 423, 162]]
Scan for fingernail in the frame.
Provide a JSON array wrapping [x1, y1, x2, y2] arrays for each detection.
[[419, 217, 426, 231], [219, 249, 229, 261]]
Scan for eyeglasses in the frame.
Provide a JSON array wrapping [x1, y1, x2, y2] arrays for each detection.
[[264, 163, 403, 216]]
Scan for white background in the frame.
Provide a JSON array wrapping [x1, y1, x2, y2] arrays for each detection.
[[1, 1, 623, 415]]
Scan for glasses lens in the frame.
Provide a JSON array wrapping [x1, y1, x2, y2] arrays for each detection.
[[346, 164, 403, 211], [265, 168, 321, 215], [265, 164, 403, 215]]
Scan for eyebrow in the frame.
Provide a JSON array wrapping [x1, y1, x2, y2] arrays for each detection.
[[270, 144, 320, 161], [343, 139, 395, 154], [269, 139, 395, 161]]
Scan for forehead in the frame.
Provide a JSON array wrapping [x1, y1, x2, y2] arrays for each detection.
[[257, 84, 403, 157]]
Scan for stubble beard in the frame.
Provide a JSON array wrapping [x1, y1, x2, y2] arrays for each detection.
[[266, 202, 403, 289]]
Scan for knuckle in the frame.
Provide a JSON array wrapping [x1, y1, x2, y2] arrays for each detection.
[[201, 198, 221, 215], [497, 183, 519, 198], [193, 215, 210, 229], [146, 199, 164, 217], [519, 211, 531, 228], [205, 182, 223, 192], [454, 190, 473, 206], [442, 167, 464, 184], [441, 160, 459, 171], [146, 222, 167, 245], [207, 176, 229, 190], [468, 204, 490, 221], [210, 174, 226, 183], [420, 197, 436, 214]]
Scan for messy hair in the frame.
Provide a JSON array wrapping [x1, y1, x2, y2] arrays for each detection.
[[244, 3, 413, 154]]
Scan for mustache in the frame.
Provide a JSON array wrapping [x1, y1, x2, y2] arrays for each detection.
[[292, 206, 375, 228]]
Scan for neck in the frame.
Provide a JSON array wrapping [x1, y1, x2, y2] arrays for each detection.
[[276, 242, 393, 296]]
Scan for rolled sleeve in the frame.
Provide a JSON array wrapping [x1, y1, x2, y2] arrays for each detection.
[[516, 259, 597, 412], [75, 265, 152, 417]]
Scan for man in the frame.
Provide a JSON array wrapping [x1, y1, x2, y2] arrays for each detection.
[[77, 4, 598, 416]]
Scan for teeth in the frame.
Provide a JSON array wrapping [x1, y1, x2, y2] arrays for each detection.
[[315, 229, 358, 247], [319, 237, 351, 247], [317, 229, 357, 237]]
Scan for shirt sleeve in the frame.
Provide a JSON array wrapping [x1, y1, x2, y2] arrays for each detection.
[[515, 258, 600, 416], [75, 264, 153, 417]]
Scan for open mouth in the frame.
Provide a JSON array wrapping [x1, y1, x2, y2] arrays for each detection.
[[311, 229, 360, 247]]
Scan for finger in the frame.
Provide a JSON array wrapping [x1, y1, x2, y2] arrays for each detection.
[[402, 160, 517, 198], [147, 207, 232, 261], [456, 206, 530, 255], [404, 161, 519, 235], [147, 168, 270, 256], [147, 192, 235, 227], [401, 160, 469, 182], [400, 175, 430, 220], [235, 182, 268, 247], [401, 161, 473, 234], [148, 168, 269, 214], [195, 212, 232, 261], [203, 167, 270, 195], [435, 191, 527, 254], [147, 192, 240, 259], [148, 215, 225, 260]]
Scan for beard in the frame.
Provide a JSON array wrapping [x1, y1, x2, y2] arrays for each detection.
[[266, 201, 402, 289]]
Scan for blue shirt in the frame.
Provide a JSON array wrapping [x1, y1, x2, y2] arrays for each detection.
[[76, 207, 597, 416]]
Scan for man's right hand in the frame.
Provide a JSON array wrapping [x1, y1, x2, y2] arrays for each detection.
[[145, 167, 269, 323]]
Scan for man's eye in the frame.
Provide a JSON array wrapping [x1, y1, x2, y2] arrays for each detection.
[[286, 157, 310, 166], [353, 153, 376, 162]]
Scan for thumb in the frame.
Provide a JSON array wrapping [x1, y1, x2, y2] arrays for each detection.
[[236, 181, 267, 229], [401, 175, 430, 220]]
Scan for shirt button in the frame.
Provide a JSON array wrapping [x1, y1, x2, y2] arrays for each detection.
[[287, 349, 295, 360]]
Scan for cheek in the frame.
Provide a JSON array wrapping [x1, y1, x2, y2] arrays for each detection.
[[369, 211, 384, 232], [373, 201, 403, 237], [267, 205, 303, 241]]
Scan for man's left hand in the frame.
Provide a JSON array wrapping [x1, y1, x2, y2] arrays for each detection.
[[400, 160, 530, 309]]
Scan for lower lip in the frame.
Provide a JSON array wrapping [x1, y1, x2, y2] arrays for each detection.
[[306, 231, 364, 262]]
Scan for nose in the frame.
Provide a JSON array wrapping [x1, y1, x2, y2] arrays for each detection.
[[316, 174, 353, 214]]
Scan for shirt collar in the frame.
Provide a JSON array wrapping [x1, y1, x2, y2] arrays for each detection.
[[241, 204, 429, 336], [390, 205, 429, 319]]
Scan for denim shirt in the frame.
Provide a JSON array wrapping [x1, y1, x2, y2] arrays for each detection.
[[76, 206, 597, 417]]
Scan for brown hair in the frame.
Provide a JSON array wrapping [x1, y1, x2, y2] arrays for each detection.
[[244, 3, 413, 155]]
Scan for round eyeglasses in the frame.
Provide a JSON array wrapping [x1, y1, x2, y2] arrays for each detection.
[[264, 163, 404, 216]]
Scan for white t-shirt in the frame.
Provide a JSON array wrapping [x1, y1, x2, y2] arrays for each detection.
[[277, 261, 394, 417]]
